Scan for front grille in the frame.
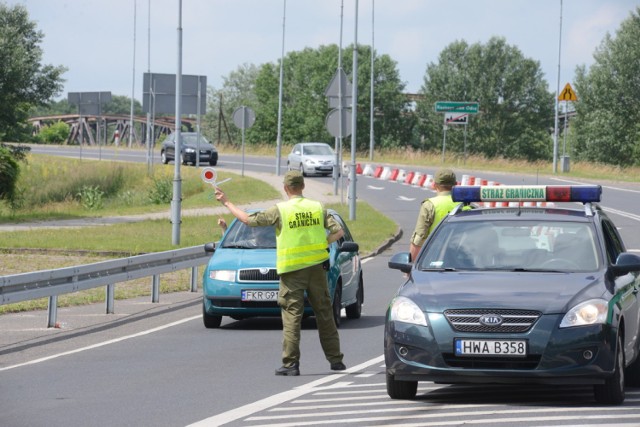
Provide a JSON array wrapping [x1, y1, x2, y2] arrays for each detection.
[[444, 309, 541, 333], [443, 354, 541, 369], [210, 298, 279, 309], [238, 268, 280, 282]]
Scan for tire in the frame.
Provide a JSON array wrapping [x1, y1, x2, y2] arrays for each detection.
[[180, 153, 187, 165], [332, 283, 342, 328], [161, 150, 169, 164], [209, 158, 217, 166], [624, 344, 640, 387], [386, 372, 418, 399], [299, 164, 306, 177], [594, 334, 625, 404], [202, 301, 222, 329], [346, 276, 363, 319]]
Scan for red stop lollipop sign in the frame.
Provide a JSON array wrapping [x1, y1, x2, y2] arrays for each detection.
[[201, 167, 217, 185]]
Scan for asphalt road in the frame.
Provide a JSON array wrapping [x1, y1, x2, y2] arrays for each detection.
[[2, 145, 640, 426]]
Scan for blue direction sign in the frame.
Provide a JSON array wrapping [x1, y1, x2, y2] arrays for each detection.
[[435, 101, 479, 114]]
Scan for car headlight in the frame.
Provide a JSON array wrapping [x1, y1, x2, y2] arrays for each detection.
[[390, 296, 427, 326], [304, 159, 317, 165], [208, 270, 236, 281], [185, 148, 195, 153], [559, 299, 608, 328]]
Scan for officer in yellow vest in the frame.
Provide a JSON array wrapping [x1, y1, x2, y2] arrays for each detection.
[[215, 170, 345, 376], [409, 169, 460, 262]]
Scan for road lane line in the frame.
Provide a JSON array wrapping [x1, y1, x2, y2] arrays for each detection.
[[185, 355, 385, 427], [0, 315, 200, 372]]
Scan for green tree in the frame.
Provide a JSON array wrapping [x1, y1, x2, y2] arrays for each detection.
[[0, 3, 66, 141], [572, 7, 640, 167], [101, 95, 143, 116], [248, 44, 413, 152], [30, 98, 75, 116], [415, 37, 554, 161], [202, 63, 260, 146]]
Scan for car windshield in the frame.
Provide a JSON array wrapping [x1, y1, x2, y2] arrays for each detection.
[[418, 220, 600, 272], [181, 134, 210, 146], [303, 145, 333, 156], [221, 221, 277, 249]]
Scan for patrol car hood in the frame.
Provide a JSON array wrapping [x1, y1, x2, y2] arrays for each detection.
[[207, 248, 276, 271], [406, 270, 604, 313]]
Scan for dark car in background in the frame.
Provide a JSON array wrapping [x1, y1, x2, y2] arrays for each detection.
[[202, 209, 364, 329], [160, 132, 218, 166], [385, 184, 640, 404]]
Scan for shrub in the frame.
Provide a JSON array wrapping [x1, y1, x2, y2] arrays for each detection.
[[36, 121, 70, 144], [77, 185, 104, 210], [148, 177, 172, 204], [0, 146, 20, 202]]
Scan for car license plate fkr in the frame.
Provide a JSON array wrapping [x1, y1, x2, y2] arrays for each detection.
[[242, 290, 278, 301], [455, 339, 527, 357]]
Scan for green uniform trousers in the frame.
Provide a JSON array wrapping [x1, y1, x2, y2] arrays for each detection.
[[277, 263, 343, 367]]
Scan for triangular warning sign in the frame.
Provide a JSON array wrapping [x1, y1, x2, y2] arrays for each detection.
[[558, 83, 577, 101]]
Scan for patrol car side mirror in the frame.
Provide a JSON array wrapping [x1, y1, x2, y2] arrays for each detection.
[[338, 241, 359, 253], [388, 252, 412, 274], [204, 242, 217, 253], [610, 252, 640, 277]]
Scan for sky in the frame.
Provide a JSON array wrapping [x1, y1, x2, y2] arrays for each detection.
[[9, 0, 639, 102]]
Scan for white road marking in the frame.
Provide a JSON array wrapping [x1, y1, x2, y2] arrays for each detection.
[[367, 185, 385, 190], [0, 315, 200, 372], [397, 196, 416, 201], [185, 355, 385, 427]]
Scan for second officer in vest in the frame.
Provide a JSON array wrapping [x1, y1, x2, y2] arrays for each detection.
[[409, 168, 460, 262], [215, 170, 345, 376]]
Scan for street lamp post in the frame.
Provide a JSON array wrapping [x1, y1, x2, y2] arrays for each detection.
[[349, 0, 358, 220], [275, 0, 286, 176], [552, 0, 563, 174]]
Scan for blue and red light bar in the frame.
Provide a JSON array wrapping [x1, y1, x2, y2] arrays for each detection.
[[452, 185, 602, 204]]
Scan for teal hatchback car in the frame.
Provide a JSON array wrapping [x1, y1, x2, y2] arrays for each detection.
[[385, 185, 640, 405], [202, 209, 363, 329]]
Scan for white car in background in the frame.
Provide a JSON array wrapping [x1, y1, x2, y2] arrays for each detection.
[[287, 142, 335, 177]]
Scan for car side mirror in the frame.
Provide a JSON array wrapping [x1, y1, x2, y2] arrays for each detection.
[[388, 252, 412, 274], [338, 241, 359, 253], [204, 242, 216, 253], [609, 252, 640, 277]]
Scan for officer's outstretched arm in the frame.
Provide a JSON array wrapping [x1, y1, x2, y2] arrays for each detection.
[[327, 229, 344, 244]]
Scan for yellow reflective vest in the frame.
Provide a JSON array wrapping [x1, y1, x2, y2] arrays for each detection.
[[427, 195, 459, 235], [276, 197, 329, 274]]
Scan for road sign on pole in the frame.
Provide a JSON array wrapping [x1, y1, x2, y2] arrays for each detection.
[[435, 101, 479, 114], [444, 112, 468, 125], [558, 82, 578, 101], [326, 108, 352, 138]]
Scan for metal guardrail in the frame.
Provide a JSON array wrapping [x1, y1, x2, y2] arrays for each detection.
[[0, 245, 211, 327]]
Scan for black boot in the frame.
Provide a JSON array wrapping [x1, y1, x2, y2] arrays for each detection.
[[275, 363, 300, 376]]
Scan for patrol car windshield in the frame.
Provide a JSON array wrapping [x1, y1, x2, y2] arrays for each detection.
[[222, 222, 277, 249], [419, 221, 600, 272]]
